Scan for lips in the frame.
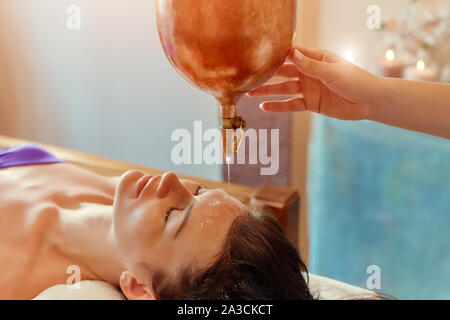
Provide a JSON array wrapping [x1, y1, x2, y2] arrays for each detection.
[[136, 175, 152, 197]]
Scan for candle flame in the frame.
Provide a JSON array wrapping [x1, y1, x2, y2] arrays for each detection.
[[417, 60, 425, 71], [385, 50, 395, 61]]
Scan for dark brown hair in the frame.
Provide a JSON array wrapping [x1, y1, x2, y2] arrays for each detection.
[[150, 207, 314, 300]]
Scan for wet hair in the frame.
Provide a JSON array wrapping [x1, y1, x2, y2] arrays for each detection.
[[149, 207, 314, 300]]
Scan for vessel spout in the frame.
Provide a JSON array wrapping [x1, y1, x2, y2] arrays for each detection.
[[220, 104, 246, 160]]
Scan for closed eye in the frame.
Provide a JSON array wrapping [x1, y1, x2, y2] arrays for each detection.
[[195, 184, 205, 196], [165, 185, 202, 223], [164, 206, 179, 222]]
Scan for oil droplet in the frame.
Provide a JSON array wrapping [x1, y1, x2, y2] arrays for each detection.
[[208, 200, 221, 207]]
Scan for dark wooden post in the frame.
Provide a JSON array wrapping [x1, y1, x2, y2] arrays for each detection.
[[250, 183, 300, 247]]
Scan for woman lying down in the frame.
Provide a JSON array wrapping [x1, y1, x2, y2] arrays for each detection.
[[0, 144, 314, 300]]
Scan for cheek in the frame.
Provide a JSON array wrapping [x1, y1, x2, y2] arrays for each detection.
[[115, 203, 165, 251], [112, 196, 135, 235]]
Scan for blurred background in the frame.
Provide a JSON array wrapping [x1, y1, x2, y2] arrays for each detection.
[[0, 0, 449, 299]]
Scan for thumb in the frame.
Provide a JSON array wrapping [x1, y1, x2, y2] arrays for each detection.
[[290, 49, 335, 82]]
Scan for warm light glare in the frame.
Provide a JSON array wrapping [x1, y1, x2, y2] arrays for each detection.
[[226, 156, 231, 164], [344, 49, 355, 63], [385, 49, 395, 61], [416, 60, 425, 71]]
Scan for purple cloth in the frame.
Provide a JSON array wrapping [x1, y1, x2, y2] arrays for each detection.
[[0, 144, 64, 169]]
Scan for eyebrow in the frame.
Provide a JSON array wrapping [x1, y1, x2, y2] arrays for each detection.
[[174, 201, 195, 238]]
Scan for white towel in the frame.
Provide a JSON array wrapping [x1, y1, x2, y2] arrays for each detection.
[[33, 274, 377, 300]]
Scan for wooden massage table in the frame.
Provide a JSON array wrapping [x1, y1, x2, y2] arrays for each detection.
[[0, 135, 378, 300]]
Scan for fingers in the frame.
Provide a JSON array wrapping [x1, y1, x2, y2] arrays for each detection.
[[289, 49, 337, 82], [248, 80, 301, 97], [274, 63, 300, 79], [247, 64, 300, 97], [260, 97, 306, 113], [295, 46, 343, 63]]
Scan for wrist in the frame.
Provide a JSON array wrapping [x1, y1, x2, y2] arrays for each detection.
[[366, 75, 393, 122]]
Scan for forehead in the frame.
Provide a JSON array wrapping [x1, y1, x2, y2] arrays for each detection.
[[179, 192, 239, 260], [180, 189, 244, 243], [162, 188, 247, 274], [197, 189, 245, 213], [180, 178, 244, 211]]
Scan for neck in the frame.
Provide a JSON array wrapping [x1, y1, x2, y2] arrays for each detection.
[[53, 204, 125, 286]]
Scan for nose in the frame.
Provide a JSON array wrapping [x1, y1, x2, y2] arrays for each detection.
[[156, 172, 193, 201]]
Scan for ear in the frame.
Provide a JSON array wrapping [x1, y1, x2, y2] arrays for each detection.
[[119, 270, 157, 300]]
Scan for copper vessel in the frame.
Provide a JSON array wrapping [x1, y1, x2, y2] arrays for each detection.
[[156, 0, 297, 157]]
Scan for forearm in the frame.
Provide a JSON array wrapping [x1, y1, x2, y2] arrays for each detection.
[[368, 77, 450, 139]]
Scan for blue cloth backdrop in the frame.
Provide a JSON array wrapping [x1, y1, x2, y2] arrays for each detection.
[[308, 115, 450, 300]]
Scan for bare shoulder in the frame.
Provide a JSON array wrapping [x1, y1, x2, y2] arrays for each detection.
[[0, 162, 117, 206]]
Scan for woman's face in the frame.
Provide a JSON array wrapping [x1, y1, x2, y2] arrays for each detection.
[[113, 170, 246, 285]]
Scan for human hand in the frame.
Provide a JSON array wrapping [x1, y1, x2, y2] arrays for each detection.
[[248, 47, 384, 121]]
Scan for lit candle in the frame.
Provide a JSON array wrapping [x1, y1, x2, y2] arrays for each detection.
[[404, 60, 438, 82], [378, 50, 404, 78]]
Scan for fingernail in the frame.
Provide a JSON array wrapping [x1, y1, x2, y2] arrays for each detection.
[[292, 49, 304, 62]]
